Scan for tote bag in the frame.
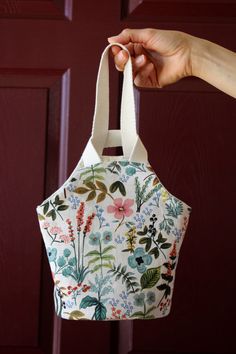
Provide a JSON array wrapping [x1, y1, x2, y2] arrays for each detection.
[[36, 43, 192, 321]]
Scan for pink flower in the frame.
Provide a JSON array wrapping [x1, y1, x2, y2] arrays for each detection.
[[59, 234, 71, 244], [50, 226, 62, 235], [42, 221, 50, 229], [107, 198, 134, 219]]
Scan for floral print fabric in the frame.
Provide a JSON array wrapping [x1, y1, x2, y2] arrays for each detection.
[[36, 160, 192, 320]]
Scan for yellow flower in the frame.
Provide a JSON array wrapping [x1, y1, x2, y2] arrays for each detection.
[[161, 190, 169, 202]]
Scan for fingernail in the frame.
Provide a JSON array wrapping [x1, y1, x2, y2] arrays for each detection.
[[136, 55, 144, 64], [118, 50, 125, 60]]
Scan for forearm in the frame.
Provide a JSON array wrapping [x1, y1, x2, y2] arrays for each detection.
[[190, 36, 236, 98]]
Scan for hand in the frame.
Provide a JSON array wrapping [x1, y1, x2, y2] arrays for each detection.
[[107, 28, 194, 88]]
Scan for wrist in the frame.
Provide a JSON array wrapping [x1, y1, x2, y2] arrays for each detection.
[[190, 35, 211, 78]]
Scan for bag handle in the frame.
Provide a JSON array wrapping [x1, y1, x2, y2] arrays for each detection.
[[81, 42, 148, 167]]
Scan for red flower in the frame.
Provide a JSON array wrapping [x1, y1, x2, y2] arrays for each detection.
[[107, 198, 134, 219], [169, 241, 177, 258], [83, 212, 96, 235], [76, 202, 85, 231]]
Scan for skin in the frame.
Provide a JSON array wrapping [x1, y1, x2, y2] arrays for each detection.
[[107, 28, 236, 99]]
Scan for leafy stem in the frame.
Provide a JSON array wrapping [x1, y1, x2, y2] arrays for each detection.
[[50, 200, 63, 220]]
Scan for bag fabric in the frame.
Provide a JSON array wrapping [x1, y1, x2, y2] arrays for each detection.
[[36, 43, 192, 321]]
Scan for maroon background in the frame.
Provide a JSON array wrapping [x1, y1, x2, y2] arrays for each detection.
[[0, 1, 236, 354]]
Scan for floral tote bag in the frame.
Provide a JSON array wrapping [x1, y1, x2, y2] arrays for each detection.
[[36, 42, 192, 321]]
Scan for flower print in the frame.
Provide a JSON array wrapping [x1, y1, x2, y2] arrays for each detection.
[[76, 202, 85, 231], [59, 234, 71, 244], [128, 247, 152, 273], [89, 232, 101, 246], [83, 212, 96, 235], [161, 190, 169, 202], [146, 291, 156, 305], [63, 249, 71, 258], [68, 195, 80, 209], [66, 219, 75, 241], [103, 230, 112, 244], [42, 221, 50, 229], [62, 266, 74, 277], [125, 166, 136, 176], [57, 256, 66, 267], [169, 241, 177, 258], [47, 247, 57, 262], [107, 198, 134, 219], [50, 226, 62, 235], [133, 293, 145, 307]]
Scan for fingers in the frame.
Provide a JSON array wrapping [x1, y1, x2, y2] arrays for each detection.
[[107, 28, 154, 46]]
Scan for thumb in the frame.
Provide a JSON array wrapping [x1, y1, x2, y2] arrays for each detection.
[[107, 28, 152, 46]]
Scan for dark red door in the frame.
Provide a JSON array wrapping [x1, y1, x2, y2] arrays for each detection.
[[0, 1, 236, 354]]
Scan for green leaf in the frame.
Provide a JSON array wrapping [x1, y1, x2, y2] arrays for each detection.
[[86, 190, 96, 201], [46, 209, 56, 221], [109, 181, 119, 193], [157, 283, 167, 291], [80, 295, 98, 309], [88, 257, 101, 265], [74, 187, 90, 194], [85, 250, 100, 257], [93, 167, 106, 173], [139, 237, 149, 244], [91, 264, 102, 273], [115, 273, 122, 281], [97, 192, 106, 203], [121, 265, 127, 274], [37, 213, 45, 221], [93, 175, 104, 180], [57, 205, 69, 211], [96, 180, 107, 192], [137, 226, 148, 235], [101, 255, 115, 261], [80, 169, 92, 178], [161, 274, 173, 282], [157, 233, 166, 243], [95, 302, 107, 320], [160, 243, 172, 249], [85, 181, 96, 190], [54, 195, 60, 205], [148, 247, 159, 259], [102, 245, 115, 254], [68, 310, 85, 320], [130, 311, 145, 318], [167, 218, 174, 226], [117, 181, 126, 196], [164, 285, 171, 297], [43, 201, 49, 215], [140, 267, 161, 289], [145, 238, 152, 252]]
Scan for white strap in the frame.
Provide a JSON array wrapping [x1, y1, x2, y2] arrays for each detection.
[[81, 43, 148, 167]]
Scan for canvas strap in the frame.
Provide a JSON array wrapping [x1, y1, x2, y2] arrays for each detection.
[[81, 42, 148, 167]]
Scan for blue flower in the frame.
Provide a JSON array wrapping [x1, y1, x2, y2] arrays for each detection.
[[89, 232, 101, 245], [133, 293, 145, 307], [62, 266, 74, 276], [57, 256, 66, 267], [47, 247, 57, 262], [68, 257, 76, 266], [63, 248, 71, 257], [103, 230, 112, 243], [146, 291, 156, 305], [128, 247, 152, 273], [125, 166, 136, 176]]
